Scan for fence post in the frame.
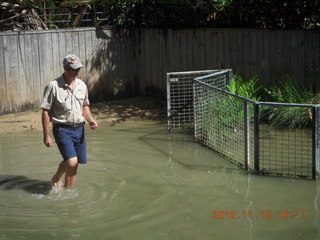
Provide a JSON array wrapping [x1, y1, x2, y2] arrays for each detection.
[[313, 105, 320, 179], [227, 69, 233, 85], [244, 100, 250, 170], [166, 73, 172, 132], [254, 103, 260, 173]]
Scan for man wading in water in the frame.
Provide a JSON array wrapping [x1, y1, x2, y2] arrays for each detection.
[[41, 54, 98, 189]]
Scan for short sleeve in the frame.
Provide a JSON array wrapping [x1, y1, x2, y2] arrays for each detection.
[[40, 83, 54, 110], [83, 85, 90, 106]]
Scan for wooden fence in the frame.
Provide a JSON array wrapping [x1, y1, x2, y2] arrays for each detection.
[[0, 27, 319, 114]]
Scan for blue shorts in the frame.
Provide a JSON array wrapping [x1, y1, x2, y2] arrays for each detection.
[[53, 125, 87, 164]]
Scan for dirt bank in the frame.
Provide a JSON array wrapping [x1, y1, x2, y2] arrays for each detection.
[[0, 97, 166, 135]]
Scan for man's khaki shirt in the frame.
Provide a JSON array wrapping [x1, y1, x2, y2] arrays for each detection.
[[41, 75, 90, 125]]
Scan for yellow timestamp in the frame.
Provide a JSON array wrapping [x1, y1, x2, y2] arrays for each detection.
[[211, 210, 308, 220]]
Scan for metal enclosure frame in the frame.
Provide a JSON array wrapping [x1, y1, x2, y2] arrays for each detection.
[[167, 69, 320, 179]]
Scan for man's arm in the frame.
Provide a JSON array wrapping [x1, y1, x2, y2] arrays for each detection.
[[83, 105, 98, 129], [42, 109, 53, 147]]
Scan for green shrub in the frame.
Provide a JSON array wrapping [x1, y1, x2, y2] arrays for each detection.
[[227, 75, 261, 101], [211, 75, 262, 127], [262, 76, 315, 128]]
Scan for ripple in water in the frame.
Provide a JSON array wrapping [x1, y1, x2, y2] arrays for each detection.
[[33, 188, 80, 201]]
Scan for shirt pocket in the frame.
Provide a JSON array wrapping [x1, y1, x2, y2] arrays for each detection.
[[56, 96, 72, 112], [75, 91, 85, 106]]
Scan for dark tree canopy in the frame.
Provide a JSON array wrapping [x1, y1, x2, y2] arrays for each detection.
[[1, 0, 319, 31]]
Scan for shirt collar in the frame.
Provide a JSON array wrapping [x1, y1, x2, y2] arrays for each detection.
[[59, 75, 79, 89]]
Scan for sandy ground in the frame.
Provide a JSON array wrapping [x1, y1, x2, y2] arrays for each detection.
[[0, 97, 167, 135]]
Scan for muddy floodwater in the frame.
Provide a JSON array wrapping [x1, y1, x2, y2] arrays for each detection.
[[0, 121, 319, 240]]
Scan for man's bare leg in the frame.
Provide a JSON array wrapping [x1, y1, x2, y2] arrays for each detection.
[[64, 157, 79, 188], [52, 160, 67, 188]]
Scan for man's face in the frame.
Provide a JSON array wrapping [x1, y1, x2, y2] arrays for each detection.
[[66, 66, 81, 79]]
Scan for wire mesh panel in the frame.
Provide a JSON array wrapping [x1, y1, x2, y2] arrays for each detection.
[[167, 70, 231, 132], [256, 103, 317, 179], [193, 79, 254, 168]]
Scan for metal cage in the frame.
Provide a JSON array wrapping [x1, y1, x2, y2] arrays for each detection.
[[167, 69, 320, 179]]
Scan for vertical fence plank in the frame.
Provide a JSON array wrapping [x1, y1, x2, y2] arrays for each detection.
[[3, 34, 19, 111], [17, 33, 28, 107], [243, 30, 251, 80], [276, 31, 284, 81], [204, 29, 211, 69], [180, 29, 188, 70], [30, 34, 41, 105], [297, 31, 305, 85], [217, 30, 224, 69], [38, 33, 46, 93], [78, 30, 86, 80], [150, 29, 162, 91], [65, 31, 72, 55], [255, 30, 264, 84], [0, 35, 7, 112], [58, 32, 66, 67], [84, 30, 92, 87], [223, 30, 231, 69], [230, 30, 239, 73], [41, 32, 55, 85], [269, 30, 278, 84], [71, 30, 80, 57], [143, 28, 151, 91], [51, 31, 61, 79], [249, 30, 257, 78], [192, 29, 205, 70], [210, 30, 219, 69], [23, 34, 34, 107]]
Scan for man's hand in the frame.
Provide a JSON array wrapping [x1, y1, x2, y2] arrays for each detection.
[[44, 135, 53, 147], [89, 120, 98, 130]]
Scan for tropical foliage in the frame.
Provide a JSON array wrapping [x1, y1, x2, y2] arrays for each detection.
[[261, 76, 317, 128], [227, 75, 261, 101], [211, 75, 262, 127]]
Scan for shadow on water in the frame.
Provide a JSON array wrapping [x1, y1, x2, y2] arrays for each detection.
[[0, 175, 52, 195]]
